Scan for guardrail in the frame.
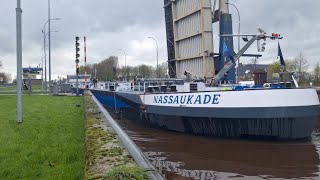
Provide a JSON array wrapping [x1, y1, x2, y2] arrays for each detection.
[[89, 91, 165, 180]]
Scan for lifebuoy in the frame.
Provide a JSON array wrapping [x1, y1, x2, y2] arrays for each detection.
[[263, 83, 271, 88]]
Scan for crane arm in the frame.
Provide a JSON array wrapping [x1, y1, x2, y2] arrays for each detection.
[[213, 36, 258, 84]]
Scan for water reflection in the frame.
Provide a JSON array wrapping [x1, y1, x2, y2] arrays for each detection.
[[115, 117, 320, 180]]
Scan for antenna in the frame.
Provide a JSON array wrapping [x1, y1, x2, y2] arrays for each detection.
[[257, 27, 266, 34]]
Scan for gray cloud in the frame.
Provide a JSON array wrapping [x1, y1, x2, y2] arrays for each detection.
[[0, 0, 320, 79], [215, 0, 320, 65]]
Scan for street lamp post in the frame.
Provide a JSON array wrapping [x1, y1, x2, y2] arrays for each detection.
[[42, 27, 47, 91], [226, 2, 240, 83], [40, 60, 43, 91], [148, 37, 159, 78], [118, 49, 127, 81], [48, 0, 52, 95], [42, 17, 60, 92]]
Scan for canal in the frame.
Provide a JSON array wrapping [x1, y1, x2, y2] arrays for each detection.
[[107, 111, 320, 180]]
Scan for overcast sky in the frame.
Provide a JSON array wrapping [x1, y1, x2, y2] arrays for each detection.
[[0, 0, 319, 79]]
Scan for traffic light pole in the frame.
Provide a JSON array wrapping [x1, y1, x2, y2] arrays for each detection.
[[76, 69, 79, 96], [84, 36, 87, 90], [75, 36, 80, 96]]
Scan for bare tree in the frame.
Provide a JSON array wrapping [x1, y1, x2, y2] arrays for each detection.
[[85, 56, 119, 81], [158, 62, 168, 78], [267, 61, 282, 80], [294, 53, 308, 74], [131, 66, 140, 78], [83, 57, 168, 81], [5, 73, 12, 82], [0, 73, 9, 83], [313, 62, 320, 85], [267, 59, 299, 81], [138, 65, 154, 78], [292, 53, 308, 84], [284, 60, 296, 72], [118, 65, 133, 81]]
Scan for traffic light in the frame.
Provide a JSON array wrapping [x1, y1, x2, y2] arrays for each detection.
[[76, 65, 80, 74], [271, 33, 280, 39], [75, 37, 80, 74], [75, 36, 80, 64]]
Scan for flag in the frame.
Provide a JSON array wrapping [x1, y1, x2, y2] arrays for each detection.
[[278, 42, 286, 66], [223, 41, 235, 64]]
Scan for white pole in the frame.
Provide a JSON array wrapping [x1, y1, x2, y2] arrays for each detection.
[[43, 27, 47, 91], [43, 18, 59, 92], [118, 49, 127, 81], [148, 37, 159, 78], [156, 41, 159, 78], [48, 0, 52, 95], [16, 0, 23, 123], [41, 56, 43, 90], [125, 52, 127, 81]]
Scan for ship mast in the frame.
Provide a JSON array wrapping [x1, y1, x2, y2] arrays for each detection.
[[213, 30, 283, 85], [217, 0, 236, 83], [212, 0, 285, 85], [219, 0, 229, 14]]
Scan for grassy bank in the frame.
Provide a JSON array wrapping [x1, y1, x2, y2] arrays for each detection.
[[0, 85, 17, 91], [84, 94, 148, 179], [0, 85, 47, 95], [0, 95, 85, 179], [0, 85, 43, 90]]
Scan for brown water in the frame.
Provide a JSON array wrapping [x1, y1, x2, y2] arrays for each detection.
[[115, 117, 320, 180]]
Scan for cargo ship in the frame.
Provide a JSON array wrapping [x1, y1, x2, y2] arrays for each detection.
[[90, 79, 320, 140], [88, 0, 320, 140]]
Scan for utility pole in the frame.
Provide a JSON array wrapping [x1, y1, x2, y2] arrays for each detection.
[[48, 0, 52, 95], [42, 29, 47, 91], [16, 0, 23, 123]]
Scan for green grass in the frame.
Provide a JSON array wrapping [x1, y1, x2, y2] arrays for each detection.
[[0, 85, 48, 95], [26, 85, 43, 91], [0, 95, 85, 179], [105, 165, 148, 180], [0, 85, 17, 91], [0, 92, 49, 95], [0, 85, 45, 93]]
